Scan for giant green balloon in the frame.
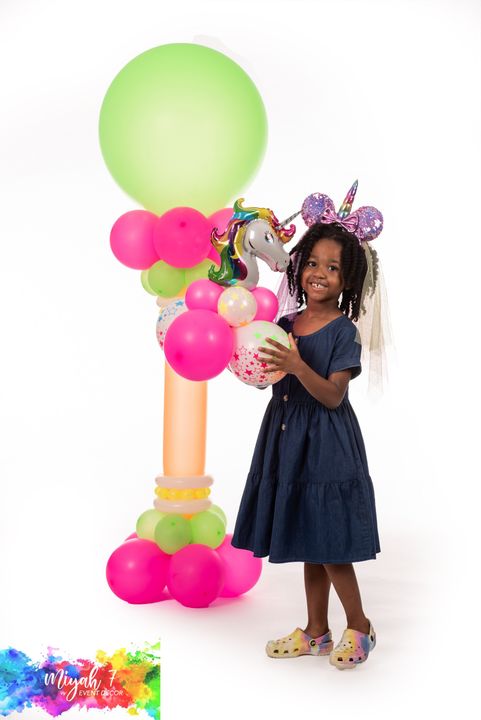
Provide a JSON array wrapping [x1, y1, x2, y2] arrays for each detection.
[[99, 44, 268, 215]]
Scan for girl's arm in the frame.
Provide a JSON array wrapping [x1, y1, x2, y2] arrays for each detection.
[[259, 333, 350, 409]]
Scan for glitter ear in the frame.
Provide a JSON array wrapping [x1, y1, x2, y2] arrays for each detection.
[[337, 180, 358, 219]]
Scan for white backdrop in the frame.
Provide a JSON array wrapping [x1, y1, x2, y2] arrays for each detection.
[[1, 0, 479, 717]]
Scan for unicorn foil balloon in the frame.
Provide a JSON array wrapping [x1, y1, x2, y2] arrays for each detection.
[[208, 198, 296, 290]]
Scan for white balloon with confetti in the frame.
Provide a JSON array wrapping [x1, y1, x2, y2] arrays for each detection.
[[229, 320, 290, 387], [217, 286, 257, 327], [156, 299, 188, 349]]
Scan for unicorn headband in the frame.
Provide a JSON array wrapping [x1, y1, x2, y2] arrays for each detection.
[[276, 180, 383, 243]]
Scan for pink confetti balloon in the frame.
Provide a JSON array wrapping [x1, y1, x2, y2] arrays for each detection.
[[106, 539, 170, 604], [164, 309, 234, 381], [110, 210, 159, 269], [167, 544, 225, 608], [216, 534, 262, 597], [185, 279, 224, 312], [251, 287, 279, 322], [229, 320, 289, 387], [156, 299, 188, 349], [153, 207, 212, 268]]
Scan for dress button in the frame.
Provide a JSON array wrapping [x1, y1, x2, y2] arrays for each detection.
[[283, 394, 288, 402], [281, 423, 286, 431]]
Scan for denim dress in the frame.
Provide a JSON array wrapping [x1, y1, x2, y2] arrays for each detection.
[[231, 313, 381, 564]]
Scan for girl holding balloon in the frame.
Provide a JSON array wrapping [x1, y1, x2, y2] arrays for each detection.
[[231, 182, 390, 670]]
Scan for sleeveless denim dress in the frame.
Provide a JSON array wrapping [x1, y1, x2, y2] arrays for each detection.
[[231, 313, 381, 564]]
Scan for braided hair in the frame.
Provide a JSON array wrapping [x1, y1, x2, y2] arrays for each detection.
[[286, 223, 378, 322]]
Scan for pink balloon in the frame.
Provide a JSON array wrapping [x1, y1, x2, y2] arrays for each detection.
[[252, 287, 279, 322], [167, 544, 225, 608], [164, 309, 234, 381], [185, 279, 223, 312], [153, 207, 212, 268], [124, 532, 138, 541], [216, 534, 263, 597], [110, 210, 159, 270], [207, 208, 233, 265], [106, 539, 169, 604]]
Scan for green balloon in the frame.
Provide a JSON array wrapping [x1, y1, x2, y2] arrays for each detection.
[[190, 511, 226, 549], [136, 509, 167, 540], [140, 269, 157, 296], [208, 504, 227, 527], [147, 261, 185, 297], [99, 43, 267, 215], [154, 514, 192, 555], [184, 259, 217, 286]]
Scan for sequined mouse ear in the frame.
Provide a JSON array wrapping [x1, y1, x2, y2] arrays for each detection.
[[301, 193, 336, 226], [355, 206, 383, 241]]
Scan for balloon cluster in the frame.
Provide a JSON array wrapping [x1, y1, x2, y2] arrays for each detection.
[[111, 207, 233, 296], [159, 280, 289, 384], [106, 526, 262, 608]]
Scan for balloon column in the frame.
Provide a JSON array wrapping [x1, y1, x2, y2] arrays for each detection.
[[101, 43, 296, 608]]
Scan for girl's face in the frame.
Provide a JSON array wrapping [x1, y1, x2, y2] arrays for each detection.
[[300, 238, 345, 306]]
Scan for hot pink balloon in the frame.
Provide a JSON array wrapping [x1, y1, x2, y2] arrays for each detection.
[[110, 210, 159, 269], [207, 208, 233, 264], [124, 532, 138, 541], [185, 279, 224, 312], [153, 207, 212, 268], [167, 544, 225, 608], [106, 539, 169, 604], [164, 309, 234, 381], [216, 534, 263, 597], [252, 287, 279, 322]]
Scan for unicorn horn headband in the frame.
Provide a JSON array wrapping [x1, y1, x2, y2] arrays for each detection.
[[277, 180, 383, 243]]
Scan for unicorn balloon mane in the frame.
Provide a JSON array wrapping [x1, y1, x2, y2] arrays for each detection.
[[208, 198, 296, 290]]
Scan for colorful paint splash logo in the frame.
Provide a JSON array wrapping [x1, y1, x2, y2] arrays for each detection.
[[0, 644, 160, 718]]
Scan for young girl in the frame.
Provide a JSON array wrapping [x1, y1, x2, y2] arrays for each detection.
[[231, 184, 386, 670]]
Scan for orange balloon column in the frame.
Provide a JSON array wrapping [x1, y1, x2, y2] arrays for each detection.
[[163, 363, 207, 476]]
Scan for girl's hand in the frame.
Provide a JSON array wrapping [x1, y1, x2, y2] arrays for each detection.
[[258, 333, 304, 375]]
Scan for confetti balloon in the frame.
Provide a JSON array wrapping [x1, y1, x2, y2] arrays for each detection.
[[229, 321, 289, 387], [217, 287, 257, 327], [156, 299, 188, 349]]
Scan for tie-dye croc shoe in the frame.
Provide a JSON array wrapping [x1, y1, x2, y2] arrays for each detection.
[[266, 628, 333, 659], [329, 620, 376, 670]]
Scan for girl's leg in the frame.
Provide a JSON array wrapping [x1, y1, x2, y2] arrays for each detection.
[[323, 563, 370, 634], [303, 562, 331, 637]]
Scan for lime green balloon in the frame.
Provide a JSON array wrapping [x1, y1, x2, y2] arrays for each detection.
[[190, 511, 226, 549], [154, 514, 192, 555], [99, 43, 267, 215], [147, 261, 185, 297], [140, 269, 157, 295], [208, 504, 227, 527], [136, 509, 167, 540], [184, 259, 218, 286]]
